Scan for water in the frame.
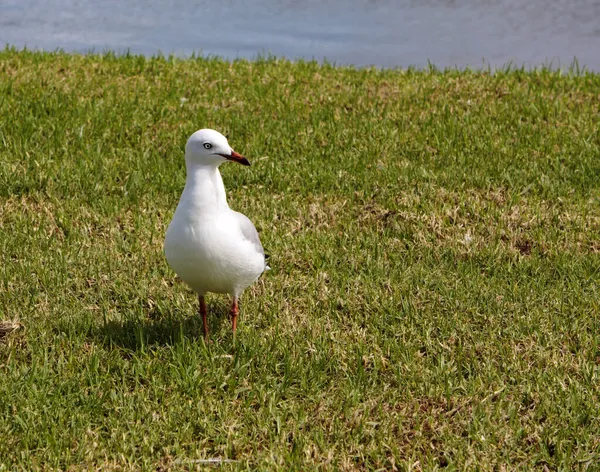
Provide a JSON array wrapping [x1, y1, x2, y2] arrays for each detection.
[[2, 0, 600, 70]]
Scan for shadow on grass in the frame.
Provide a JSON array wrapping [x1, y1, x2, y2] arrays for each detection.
[[90, 301, 232, 351]]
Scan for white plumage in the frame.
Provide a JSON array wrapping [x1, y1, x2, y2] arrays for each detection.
[[164, 129, 268, 339]]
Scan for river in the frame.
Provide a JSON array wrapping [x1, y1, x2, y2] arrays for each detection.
[[1, 0, 599, 70]]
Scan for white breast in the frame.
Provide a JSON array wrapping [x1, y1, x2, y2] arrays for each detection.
[[164, 164, 265, 297], [165, 210, 264, 296]]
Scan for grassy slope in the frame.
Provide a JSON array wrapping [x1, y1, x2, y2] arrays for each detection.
[[0, 49, 599, 470]]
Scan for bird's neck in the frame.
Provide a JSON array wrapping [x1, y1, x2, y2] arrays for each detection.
[[181, 162, 229, 215]]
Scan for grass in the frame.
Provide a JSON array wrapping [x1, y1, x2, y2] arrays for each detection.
[[0, 48, 599, 470]]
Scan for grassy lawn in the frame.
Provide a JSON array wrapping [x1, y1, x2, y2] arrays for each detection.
[[1, 48, 599, 470]]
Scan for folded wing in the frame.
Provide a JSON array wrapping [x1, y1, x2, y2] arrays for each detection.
[[232, 211, 270, 270]]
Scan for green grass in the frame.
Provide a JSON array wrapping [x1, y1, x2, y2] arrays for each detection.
[[1, 48, 600, 470]]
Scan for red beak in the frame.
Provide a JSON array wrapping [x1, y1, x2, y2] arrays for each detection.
[[219, 150, 250, 166]]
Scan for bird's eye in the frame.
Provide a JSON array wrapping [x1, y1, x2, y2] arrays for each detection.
[[203, 142, 212, 150]]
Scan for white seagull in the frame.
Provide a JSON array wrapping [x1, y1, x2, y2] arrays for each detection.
[[164, 129, 269, 340]]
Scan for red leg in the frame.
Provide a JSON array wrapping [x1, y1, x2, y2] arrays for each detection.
[[199, 295, 209, 341], [230, 297, 239, 336]]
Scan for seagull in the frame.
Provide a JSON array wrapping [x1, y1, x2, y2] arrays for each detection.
[[164, 129, 269, 340]]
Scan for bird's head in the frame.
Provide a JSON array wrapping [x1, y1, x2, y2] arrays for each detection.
[[185, 129, 250, 167]]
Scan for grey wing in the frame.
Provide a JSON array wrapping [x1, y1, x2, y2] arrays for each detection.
[[233, 211, 265, 258]]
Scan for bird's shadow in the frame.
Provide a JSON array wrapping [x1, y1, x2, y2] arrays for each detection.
[[90, 300, 233, 351]]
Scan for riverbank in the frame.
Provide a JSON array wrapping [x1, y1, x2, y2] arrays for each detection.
[[1, 50, 599, 469]]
